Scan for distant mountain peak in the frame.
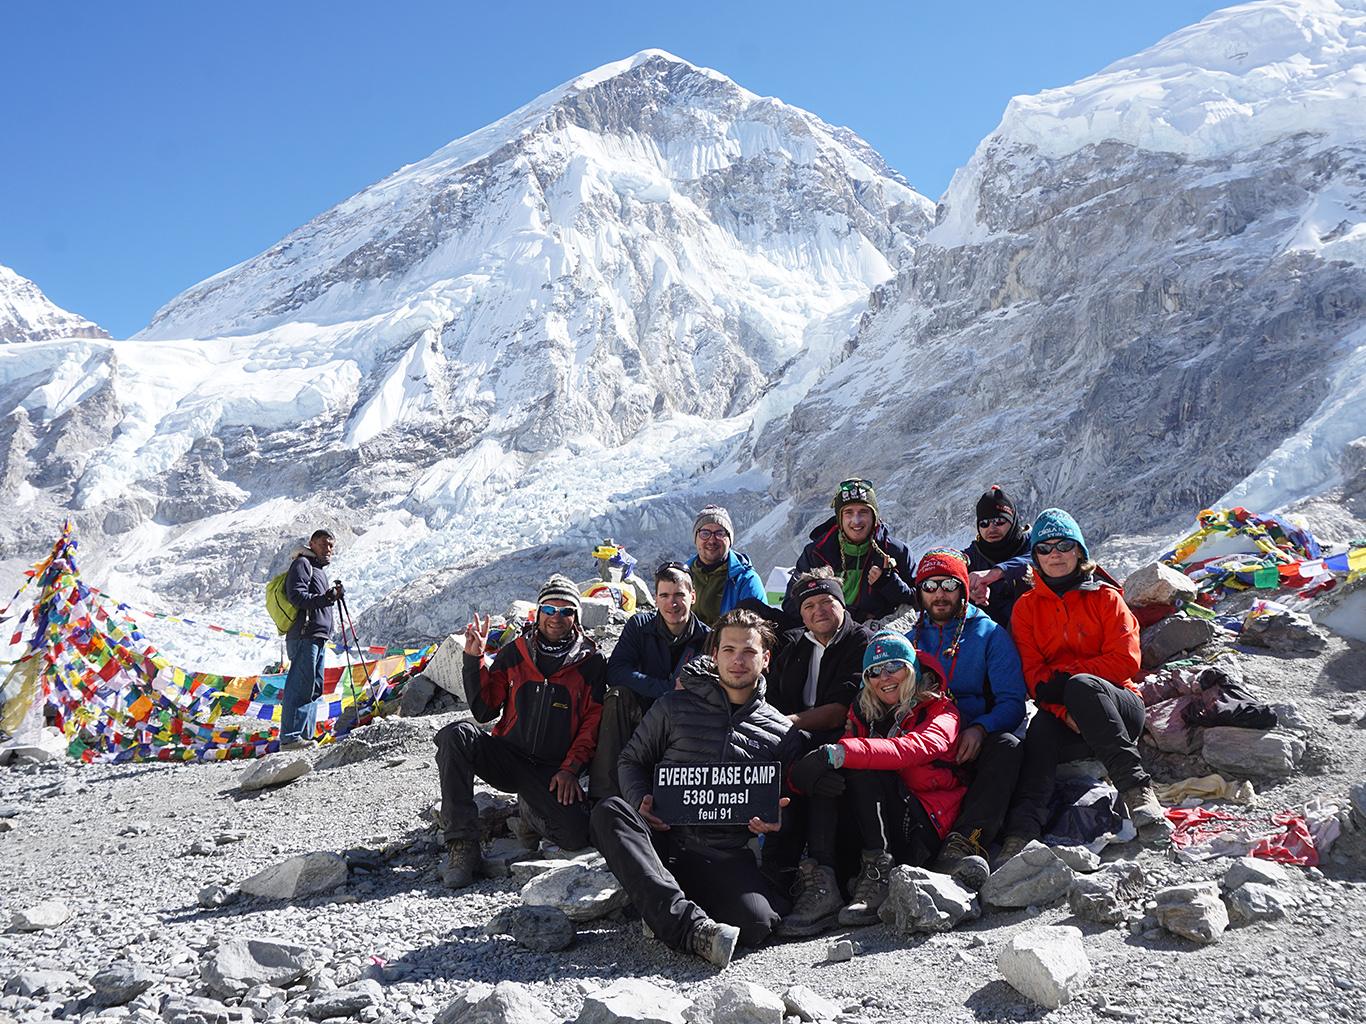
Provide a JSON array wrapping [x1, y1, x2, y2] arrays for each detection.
[[0, 264, 111, 344]]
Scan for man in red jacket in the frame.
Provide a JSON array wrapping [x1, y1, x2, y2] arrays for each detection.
[[435, 574, 606, 888]]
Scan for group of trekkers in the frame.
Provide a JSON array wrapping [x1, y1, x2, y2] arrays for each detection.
[[294, 480, 1172, 969]]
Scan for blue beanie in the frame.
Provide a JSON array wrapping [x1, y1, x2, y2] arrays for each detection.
[[863, 630, 916, 675], [1030, 508, 1088, 561]]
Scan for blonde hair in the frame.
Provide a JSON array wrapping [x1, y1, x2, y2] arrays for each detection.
[[857, 659, 942, 726]]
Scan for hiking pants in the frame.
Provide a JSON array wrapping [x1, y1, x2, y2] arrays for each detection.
[[809, 769, 942, 869], [1003, 673, 1147, 841], [950, 730, 1024, 847], [590, 796, 791, 949], [587, 687, 651, 801], [435, 721, 590, 850], [281, 637, 325, 743]]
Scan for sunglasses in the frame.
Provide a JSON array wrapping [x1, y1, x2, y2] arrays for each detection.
[[539, 604, 577, 618], [656, 561, 689, 574], [977, 517, 1010, 529], [919, 578, 963, 593], [696, 528, 729, 541], [1033, 539, 1078, 556], [865, 660, 908, 679]]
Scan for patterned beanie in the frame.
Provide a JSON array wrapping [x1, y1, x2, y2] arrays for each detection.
[[1030, 509, 1088, 561], [693, 504, 735, 540], [537, 574, 582, 617], [915, 547, 970, 588], [831, 478, 878, 518]]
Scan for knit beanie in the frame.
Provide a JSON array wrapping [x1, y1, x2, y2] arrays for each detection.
[[975, 486, 1017, 527], [914, 547, 970, 588], [693, 504, 734, 540], [862, 630, 916, 675], [831, 478, 878, 518], [792, 575, 845, 611], [537, 574, 582, 617], [1030, 509, 1089, 560]]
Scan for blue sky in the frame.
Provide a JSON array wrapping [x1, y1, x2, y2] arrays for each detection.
[[2, 1, 1227, 339]]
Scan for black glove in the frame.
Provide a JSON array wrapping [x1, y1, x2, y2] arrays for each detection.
[[789, 748, 846, 798], [333, 580, 345, 601], [1034, 669, 1072, 704]]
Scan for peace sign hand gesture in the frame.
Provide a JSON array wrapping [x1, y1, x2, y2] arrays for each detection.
[[464, 614, 492, 658]]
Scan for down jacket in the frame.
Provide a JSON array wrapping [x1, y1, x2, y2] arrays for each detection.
[[619, 656, 799, 850], [1010, 572, 1142, 724], [836, 656, 966, 839], [909, 603, 1026, 737]]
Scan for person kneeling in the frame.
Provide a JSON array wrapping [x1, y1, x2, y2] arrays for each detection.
[[786, 632, 966, 930]]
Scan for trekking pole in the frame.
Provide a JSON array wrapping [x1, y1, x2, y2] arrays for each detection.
[[338, 593, 372, 687]]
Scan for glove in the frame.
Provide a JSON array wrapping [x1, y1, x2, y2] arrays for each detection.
[[333, 580, 345, 601], [789, 748, 847, 798], [1034, 669, 1072, 704]]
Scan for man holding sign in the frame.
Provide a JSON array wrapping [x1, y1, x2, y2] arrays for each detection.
[[589, 608, 800, 969]]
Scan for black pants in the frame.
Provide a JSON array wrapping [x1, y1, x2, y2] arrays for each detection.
[[809, 769, 943, 868], [435, 721, 590, 849], [951, 730, 1024, 846], [587, 687, 650, 801], [590, 796, 791, 949], [1003, 674, 1147, 841]]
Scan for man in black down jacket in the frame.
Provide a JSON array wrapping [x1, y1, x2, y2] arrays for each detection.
[[280, 529, 343, 750], [590, 608, 800, 969]]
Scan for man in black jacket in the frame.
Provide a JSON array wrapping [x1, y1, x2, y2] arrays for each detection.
[[590, 608, 800, 968], [280, 529, 343, 751], [964, 485, 1033, 628], [588, 564, 711, 801]]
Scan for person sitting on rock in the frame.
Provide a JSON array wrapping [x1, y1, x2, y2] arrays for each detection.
[[996, 509, 1172, 867], [686, 504, 766, 627], [590, 609, 800, 968], [588, 563, 711, 802], [435, 574, 606, 888], [785, 632, 965, 931], [908, 548, 1026, 891], [964, 486, 1033, 629], [784, 479, 916, 626]]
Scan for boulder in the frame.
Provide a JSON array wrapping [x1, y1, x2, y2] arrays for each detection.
[[315, 734, 402, 770], [1201, 728, 1304, 777], [1140, 614, 1218, 669], [510, 849, 606, 885], [486, 905, 576, 952], [10, 899, 69, 931], [161, 994, 236, 1024], [436, 981, 558, 1024], [574, 978, 691, 1024], [1225, 881, 1296, 924], [399, 673, 438, 716], [520, 864, 628, 922], [306, 979, 384, 1019], [200, 938, 316, 998], [1221, 856, 1292, 890], [90, 962, 154, 1006], [1351, 781, 1366, 827], [980, 842, 1075, 908], [877, 865, 979, 934], [1068, 861, 1147, 924], [781, 986, 842, 1023], [1050, 845, 1102, 873], [1152, 882, 1229, 943], [578, 596, 621, 631], [997, 925, 1091, 1009], [1241, 604, 1328, 652], [1143, 696, 1202, 754], [1125, 562, 1200, 607], [238, 753, 311, 791], [4, 970, 79, 997], [240, 852, 349, 899], [198, 885, 237, 908], [712, 981, 785, 1024]]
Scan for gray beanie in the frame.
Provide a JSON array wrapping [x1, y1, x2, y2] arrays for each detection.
[[693, 504, 735, 540], [537, 574, 582, 616]]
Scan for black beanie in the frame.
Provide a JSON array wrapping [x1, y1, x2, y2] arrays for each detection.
[[976, 486, 1018, 526]]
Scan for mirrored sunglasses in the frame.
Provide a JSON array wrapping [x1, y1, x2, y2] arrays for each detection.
[[865, 660, 908, 679], [977, 517, 1010, 529], [1033, 539, 1078, 556], [539, 604, 577, 618], [919, 578, 963, 593]]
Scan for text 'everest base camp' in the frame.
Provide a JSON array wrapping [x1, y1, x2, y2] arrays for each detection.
[[4, 2, 1366, 1024]]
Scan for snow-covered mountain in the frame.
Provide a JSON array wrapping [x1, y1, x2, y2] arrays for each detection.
[[0, 264, 110, 344]]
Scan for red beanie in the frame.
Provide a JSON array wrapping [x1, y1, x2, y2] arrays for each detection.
[[915, 547, 969, 588]]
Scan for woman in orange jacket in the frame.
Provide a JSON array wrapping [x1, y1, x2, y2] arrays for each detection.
[[997, 509, 1170, 864]]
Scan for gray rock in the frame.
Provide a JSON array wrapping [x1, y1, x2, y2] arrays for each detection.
[[399, 673, 437, 717], [1201, 728, 1304, 777], [980, 841, 1075, 908], [578, 596, 621, 631], [1140, 614, 1218, 669], [1241, 604, 1328, 652], [161, 994, 236, 1024], [486, 905, 576, 952], [315, 735, 402, 771], [877, 865, 980, 933], [0, 804, 21, 817], [200, 938, 317, 998], [1050, 845, 1102, 872], [9, 899, 69, 931], [1152, 882, 1229, 943], [307, 979, 383, 1019], [240, 852, 349, 899], [198, 885, 237, 908], [1124, 562, 1200, 608], [435, 981, 556, 1024], [1225, 881, 1296, 923], [1221, 856, 1292, 890], [1351, 781, 1366, 826], [238, 753, 312, 791], [90, 962, 154, 1006], [1143, 696, 1202, 754], [509, 849, 606, 883], [1068, 861, 1146, 925], [781, 985, 842, 1022], [4, 970, 79, 997], [711, 981, 785, 1024], [574, 978, 691, 1024], [826, 939, 857, 962], [997, 925, 1092, 1010], [477, 837, 539, 878], [520, 864, 627, 922]]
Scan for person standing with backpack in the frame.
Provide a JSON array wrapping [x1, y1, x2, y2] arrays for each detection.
[[280, 529, 343, 750]]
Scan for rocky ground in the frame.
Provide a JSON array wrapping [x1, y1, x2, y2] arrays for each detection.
[[3, 619, 1366, 1024]]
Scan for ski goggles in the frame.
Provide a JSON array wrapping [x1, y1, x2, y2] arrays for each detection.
[[1032, 539, 1079, 556]]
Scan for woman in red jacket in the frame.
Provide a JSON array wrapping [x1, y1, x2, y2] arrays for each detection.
[[785, 631, 965, 932], [997, 509, 1170, 864]]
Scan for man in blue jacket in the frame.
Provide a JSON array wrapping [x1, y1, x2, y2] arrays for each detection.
[[908, 548, 1027, 891], [686, 505, 766, 626], [280, 528, 343, 750], [588, 563, 711, 801]]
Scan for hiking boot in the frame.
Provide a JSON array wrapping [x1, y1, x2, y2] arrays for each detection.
[[838, 849, 894, 926], [688, 917, 739, 968], [932, 830, 990, 892], [1119, 783, 1169, 830], [775, 858, 843, 938], [279, 737, 317, 751], [440, 839, 481, 889], [994, 835, 1030, 870]]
